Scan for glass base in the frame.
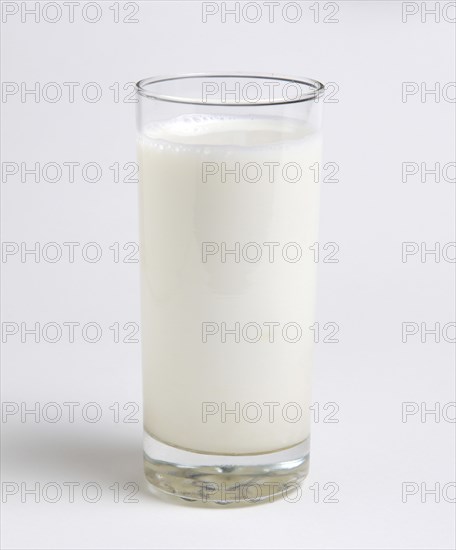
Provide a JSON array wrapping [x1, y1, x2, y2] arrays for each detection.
[[143, 432, 310, 506]]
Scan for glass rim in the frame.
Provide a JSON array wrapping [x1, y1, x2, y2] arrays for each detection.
[[135, 72, 325, 106]]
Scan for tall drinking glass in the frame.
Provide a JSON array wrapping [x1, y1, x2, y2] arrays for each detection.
[[136, 74, 324, 505]]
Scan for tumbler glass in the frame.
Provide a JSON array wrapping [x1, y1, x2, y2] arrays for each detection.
[[136, 73, 324, 505]]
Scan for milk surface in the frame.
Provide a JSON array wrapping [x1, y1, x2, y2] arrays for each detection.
[[138, 115, 321, 454]]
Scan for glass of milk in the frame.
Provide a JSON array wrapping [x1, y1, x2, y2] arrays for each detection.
[[136, 74, 324, 505]]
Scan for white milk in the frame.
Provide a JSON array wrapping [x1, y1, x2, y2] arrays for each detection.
[[138, 115, 321, 455]]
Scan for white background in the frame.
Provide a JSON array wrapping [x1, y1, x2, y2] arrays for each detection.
[[1, 1, 455, 549]]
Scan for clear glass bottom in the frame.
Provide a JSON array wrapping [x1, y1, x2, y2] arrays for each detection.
[[143, 432, 310, 506]]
